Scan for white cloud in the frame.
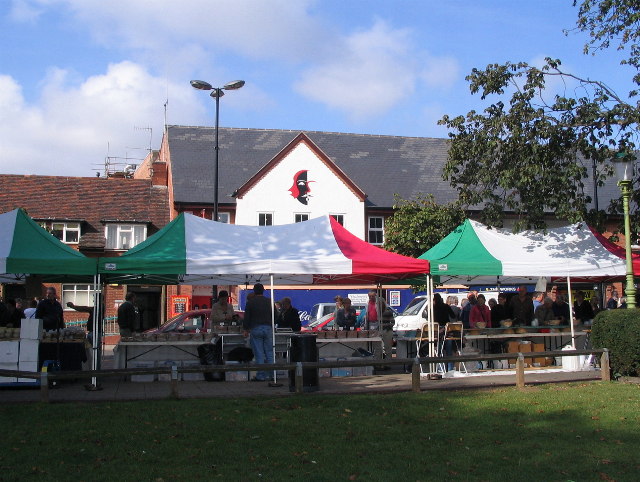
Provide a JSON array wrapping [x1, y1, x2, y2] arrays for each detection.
[[293, 19, 460, 121], [0, 62, 202, 176]]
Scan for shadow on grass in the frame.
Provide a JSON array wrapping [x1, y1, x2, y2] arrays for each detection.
[[0, 382, 638, 480]]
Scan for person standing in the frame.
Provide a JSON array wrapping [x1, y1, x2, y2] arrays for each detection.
[[606, 289, 619, 310], [211, 290, 234, 325], [23, 299, 38, 319], [470, 294, 491, 328], [117, 292, 138, 337], [276, 297, 301, 332], [35, 287, 64, 331], [336, 297, 358, 330], [360, 290, 388, 331], [242, 283, 276, 382], [509, 285, 534, 326]]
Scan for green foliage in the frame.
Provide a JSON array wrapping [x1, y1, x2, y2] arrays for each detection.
[[383, 194, 466, 258], [439, 1, 640, 232], [574, 0, 640, 89], [591, 308, 640, 376]]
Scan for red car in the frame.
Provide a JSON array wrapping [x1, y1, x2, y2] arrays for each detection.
[[145, 309, 243, 334]]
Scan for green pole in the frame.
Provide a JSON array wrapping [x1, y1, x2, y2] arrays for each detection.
[[619, 179, 636, 309]]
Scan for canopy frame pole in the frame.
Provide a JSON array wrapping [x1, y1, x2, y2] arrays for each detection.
[[89, 273, 102, 390], [428, 275, 437, 374], [269, 274, 279, 385], [566, 275, 576, 349]]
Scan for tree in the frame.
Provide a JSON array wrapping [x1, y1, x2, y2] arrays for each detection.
[[438, 0, 640, 232], [383, 194, 466, 258]]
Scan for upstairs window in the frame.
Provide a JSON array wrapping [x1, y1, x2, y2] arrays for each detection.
[[258, 213, 273, 226], [368, 216, 384, 245], [330, 214, 344, 226], [38, 221, 81, 244], [294, 214, 309, 223], [105, 224, 146, 250], [217, 212, 230, 223]]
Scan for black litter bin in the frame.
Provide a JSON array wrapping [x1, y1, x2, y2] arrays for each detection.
[[289, 334, 319, 392]]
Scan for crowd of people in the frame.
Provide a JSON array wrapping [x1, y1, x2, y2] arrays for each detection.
[[438, 285, 616, 330], [0, 287, 65, 331]]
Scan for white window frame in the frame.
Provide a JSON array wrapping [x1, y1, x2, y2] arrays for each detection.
[[368, 216, 384, 245], [62, 284, 96, 309], [217, 212, 230, 223], [294, 213, 310, 223], [330, 214, 345, 226], [258, 212, 273, 226], [104, 223, 147, 250], [38, 221, 81, 244]]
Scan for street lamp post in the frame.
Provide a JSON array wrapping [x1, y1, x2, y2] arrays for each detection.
[[190, 79, 245, 222], [612, 152, 637, 309]]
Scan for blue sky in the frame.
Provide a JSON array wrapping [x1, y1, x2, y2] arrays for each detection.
[[0, 0, 633, 176]]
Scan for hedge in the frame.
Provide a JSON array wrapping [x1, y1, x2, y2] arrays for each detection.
[[591, 309, 640, 377]]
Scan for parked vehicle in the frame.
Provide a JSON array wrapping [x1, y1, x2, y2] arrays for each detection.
[[302, 302, 367, 332], [393, 292, 501, 335], [144, 309, 243, 334]]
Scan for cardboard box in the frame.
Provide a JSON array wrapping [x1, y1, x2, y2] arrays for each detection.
[[506, 341, 520, 353], [519, 343, 532, 366], [19, 339, 40, 363], [20, 319, 43, 340], [130, 360, 156, 382], [0, 341, 20, 363], [0, 362, 18, 384], [18, 360, 39, 383]]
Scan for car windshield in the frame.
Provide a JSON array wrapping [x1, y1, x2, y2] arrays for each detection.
[[401, 298, 427, 316], [158, 312, 207, 333]]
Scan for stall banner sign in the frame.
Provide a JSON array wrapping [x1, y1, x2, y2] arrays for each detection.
[[348, 293, 369, 304], [389, 290, 401, 307], [170, 296, 191, 318]]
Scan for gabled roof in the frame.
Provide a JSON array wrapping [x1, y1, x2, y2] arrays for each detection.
[[166, 125, 621, 212], [0, 175, 170, 247], [234, 132, 366, 201], [166, 126, 454, 208]]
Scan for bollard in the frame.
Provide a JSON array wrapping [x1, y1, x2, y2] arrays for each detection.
[[170, 365, 179, 399], [295, 362, 304, 394], [40, 372, 49, 403], [601, 349, 611, 381], [412, 357, 421, 393], [516, 353, 525, 389]]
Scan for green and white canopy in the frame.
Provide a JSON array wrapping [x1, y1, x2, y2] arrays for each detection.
[[0, 209, 96, 279], [421, 219, 628, 285]]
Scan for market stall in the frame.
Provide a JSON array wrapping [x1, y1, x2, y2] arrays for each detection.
[[0, 209, 98, 386], [415, 219, 630, 372], [99, 213, 429, 381]]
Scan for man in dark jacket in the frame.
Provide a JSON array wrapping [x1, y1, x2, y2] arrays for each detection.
[[117, 292, 138, 337], [243, 283, 276, 381], [35, 287, 64, 331], [276, 297, 301, 332]]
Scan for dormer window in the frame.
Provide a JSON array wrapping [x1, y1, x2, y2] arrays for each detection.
[[105, 223, 147, 250], [38, 221, 81, 244]]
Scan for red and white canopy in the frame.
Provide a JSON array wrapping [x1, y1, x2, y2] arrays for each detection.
[[98, 213, 429, 285]]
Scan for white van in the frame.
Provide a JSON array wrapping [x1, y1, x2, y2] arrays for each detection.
[[393, 292, 502, 335]]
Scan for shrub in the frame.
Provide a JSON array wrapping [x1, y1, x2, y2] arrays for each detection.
[[591, 309, 640, 377]]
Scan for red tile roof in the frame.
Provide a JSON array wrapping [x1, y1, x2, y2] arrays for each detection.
[[0, 175, 170, 238]]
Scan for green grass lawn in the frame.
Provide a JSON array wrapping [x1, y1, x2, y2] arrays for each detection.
[[1, 382, 639, 481]]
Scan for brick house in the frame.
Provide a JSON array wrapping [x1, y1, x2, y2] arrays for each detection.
[[0, 174, 170, 330]]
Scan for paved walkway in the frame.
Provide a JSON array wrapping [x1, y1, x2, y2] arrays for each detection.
[[0, 367, 602, 403]]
